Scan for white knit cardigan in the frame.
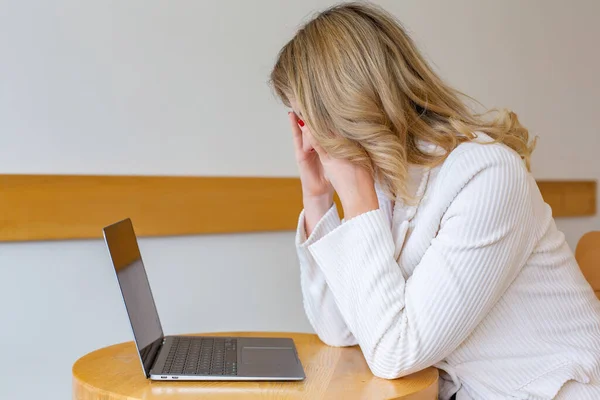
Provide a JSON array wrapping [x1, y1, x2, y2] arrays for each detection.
[[295, 135, 600, 399]]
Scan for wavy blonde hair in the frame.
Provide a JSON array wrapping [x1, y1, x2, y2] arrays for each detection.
[[270, 2, 535, 202]]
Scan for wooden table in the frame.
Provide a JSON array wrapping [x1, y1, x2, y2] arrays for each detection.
[[73, 332, 438, 399]]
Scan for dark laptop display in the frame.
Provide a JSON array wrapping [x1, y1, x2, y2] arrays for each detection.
[[103, 219, 163, 376]]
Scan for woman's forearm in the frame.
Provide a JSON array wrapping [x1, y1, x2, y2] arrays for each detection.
[[296, 204, 357, 347]]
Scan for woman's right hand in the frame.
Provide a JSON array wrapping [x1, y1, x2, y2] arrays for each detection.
[[288, 112, 334, 235]]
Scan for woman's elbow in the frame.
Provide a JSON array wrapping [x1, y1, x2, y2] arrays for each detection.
[[364, 345, 414, 379], [366, 351, 432, 380], [368, 362, 404, 380], [316, 332, 357, 348]]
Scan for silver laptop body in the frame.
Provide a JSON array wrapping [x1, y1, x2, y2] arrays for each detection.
[[103, 218, 305, 381]]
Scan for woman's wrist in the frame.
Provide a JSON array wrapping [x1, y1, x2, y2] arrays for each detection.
[[339, 185, 379, 220], [303, 193, 333, 210], [335, 169, 379, 219], [342, 195, 379, 219], [303, 193, 334, 236]]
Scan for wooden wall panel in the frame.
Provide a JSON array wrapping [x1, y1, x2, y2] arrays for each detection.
[[536, 181, 596, 217], [0, 175, 304, 242], [0, 175, 596, 242]]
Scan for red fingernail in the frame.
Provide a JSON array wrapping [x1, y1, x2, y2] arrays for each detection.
[[298, 119, 305, 127]]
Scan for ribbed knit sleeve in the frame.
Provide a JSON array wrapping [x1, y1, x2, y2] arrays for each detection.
[[308, 147, 537, 379], [295, 204, 358, 347]]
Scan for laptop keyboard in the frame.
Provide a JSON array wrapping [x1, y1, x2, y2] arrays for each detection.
[[162, 337, 238, 376]]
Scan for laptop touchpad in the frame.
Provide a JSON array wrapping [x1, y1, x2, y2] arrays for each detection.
[[242, 347, 296, 365]]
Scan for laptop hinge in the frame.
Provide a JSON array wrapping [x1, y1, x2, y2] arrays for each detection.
[[141, 336, 164, 377]]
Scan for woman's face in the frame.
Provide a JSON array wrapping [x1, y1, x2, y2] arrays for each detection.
[[290, 99, 316, 153]]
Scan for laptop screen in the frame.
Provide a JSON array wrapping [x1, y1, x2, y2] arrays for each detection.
[[103, 218, 164, 377]]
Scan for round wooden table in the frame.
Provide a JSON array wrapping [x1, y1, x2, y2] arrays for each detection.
[[73, 332, 438, 399]]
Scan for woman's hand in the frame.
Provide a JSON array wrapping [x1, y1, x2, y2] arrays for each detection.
[[289, 112, 333, 200], [289, 112, 334, 235], [291, 112, 379, 221], [311, 142, 379, 220]]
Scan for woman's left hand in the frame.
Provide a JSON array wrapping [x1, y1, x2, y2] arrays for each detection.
[[312, 143, 379, 220]]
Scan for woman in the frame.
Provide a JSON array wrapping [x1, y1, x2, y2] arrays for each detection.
[[270, 3, 600, 399]]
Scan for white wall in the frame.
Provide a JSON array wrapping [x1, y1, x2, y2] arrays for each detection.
[[0, 1, 598, 399]]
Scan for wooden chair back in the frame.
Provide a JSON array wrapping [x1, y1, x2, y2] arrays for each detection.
[[575, 231, 600, 299]]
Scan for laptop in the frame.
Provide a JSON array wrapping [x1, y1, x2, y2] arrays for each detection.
[[103, 218, 306, 381]]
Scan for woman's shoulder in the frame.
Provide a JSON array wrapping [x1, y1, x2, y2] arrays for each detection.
[[437, 132, 529, 182], [423, 133, 532, 208]]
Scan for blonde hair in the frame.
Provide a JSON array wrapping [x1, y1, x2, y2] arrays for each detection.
[[270, 2, 535, 202]]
